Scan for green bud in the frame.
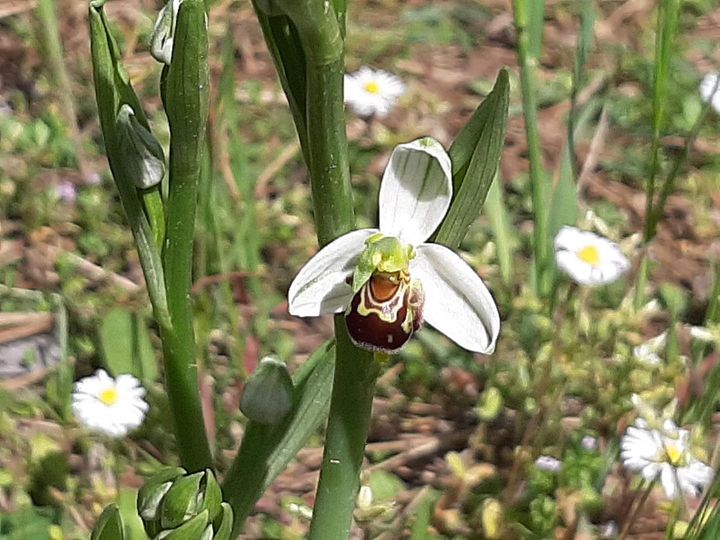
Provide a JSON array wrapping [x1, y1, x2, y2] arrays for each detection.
[[150, 0, 181, 65], [240, 356, 294, 425], [91, 504, 126, 540], [138, 467, 186, 536], [138, 468, 229, 539], [116, 104, 166, 189], [198, 469, 224, 523]]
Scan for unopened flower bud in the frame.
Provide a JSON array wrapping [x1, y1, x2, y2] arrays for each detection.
[[150, 0, 181, 65], [138, 467, 186, 536], [116, 104, 165, 189], [137, 468, 230, 539], [240, 356, 294, 425]]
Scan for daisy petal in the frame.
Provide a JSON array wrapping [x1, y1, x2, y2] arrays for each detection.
[[699, 72, 720, 113], [288, 229, 378, 317], [379, 138, 452, 245], [660, 463, 678, 499], [411, 244, 500, 353]]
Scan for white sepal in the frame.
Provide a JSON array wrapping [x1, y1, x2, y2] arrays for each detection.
[[379, 138, 452, 246], [288, 229, 378, 317], [411, 244, 500, 354]]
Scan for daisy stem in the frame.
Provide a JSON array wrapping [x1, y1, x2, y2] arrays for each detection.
[[619, 479, 655, 540]]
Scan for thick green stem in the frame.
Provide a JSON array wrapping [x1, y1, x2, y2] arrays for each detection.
[[161, 0, 213, 472], [512, 0, 548, 296], [308, 324, 378, 539], [275, 4, 376, 537], [305, 58, 355, 246]]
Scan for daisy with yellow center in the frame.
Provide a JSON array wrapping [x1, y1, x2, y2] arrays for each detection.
[[620, 419, 713, 499], [72, 369, 148, 438], [554, 226, 630, 286], [344, 67, 406, 118]]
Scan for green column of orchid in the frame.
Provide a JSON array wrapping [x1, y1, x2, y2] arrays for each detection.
[[257, 1, 378, 538]]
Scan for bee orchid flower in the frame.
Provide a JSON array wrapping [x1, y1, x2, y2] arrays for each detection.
[[288, 137, 501, 354]]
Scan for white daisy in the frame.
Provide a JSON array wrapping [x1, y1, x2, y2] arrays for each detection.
[[72, 369, 149, 438], [633, 331, 667, 366], [344, 67, 406, 118], [288, 137, 500, 354], [620, 420, 714, 499], [554, 226, 631, 286], [699, 72, 720, 114]]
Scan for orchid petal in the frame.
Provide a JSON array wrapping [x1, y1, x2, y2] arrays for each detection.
[[379, 137, 452, 245], [411, 244, 500, 353], [288, 229, 378, 317]]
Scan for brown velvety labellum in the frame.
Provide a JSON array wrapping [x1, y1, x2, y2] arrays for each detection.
[[345, 272, 421, 354]]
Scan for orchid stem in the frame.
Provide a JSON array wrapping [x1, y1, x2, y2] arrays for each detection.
[[263, 3, 377, 537], [159, 0, 213, 472], [308, 329, 379, 539]]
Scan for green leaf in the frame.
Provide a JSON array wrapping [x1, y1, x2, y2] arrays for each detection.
[[212, 504, 233, 540], [91, 504, 126, 540], [409, 488, 439, 540], [116, 488, 147, 540], [251, 3, 309, 162], [198, 470, 224, 523], [160, 472, 204, 529], [435, 69, 510, 249], [223, 340, 336, 534], [483, 172, 516, 285], [159, 511, 210, 540], [99, 308, 157, 384]]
